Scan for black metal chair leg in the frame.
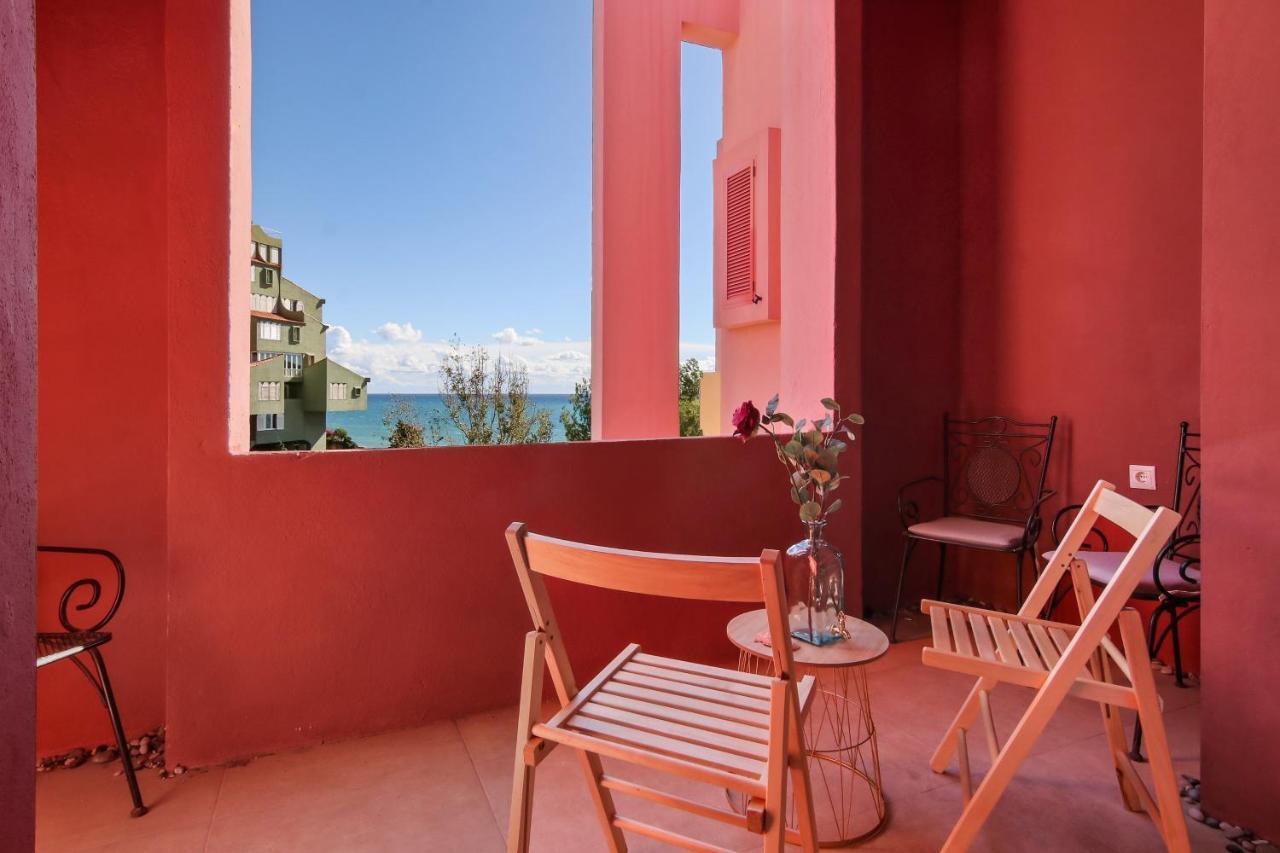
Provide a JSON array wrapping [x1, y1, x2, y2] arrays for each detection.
[[1169, 608, 1186, 688], [87, 647, 148, 817], [1014, 550, 1026, 608], [935, 544, 947, 601], [891, 537, 919, 644]]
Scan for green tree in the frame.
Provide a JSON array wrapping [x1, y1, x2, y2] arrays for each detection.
[[678, 358, 703, 437], [561, 377, 591, 441], [382, 395, 426, 448], [326, 427, 359, 449], [430, 338, 553, 445]]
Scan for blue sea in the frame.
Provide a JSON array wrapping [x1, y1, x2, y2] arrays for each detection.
[[327, 394, 575, 448]]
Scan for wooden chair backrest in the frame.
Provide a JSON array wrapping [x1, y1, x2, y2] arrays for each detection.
[[507, 523, 796, 679], [1022, 480, 1182, 623]]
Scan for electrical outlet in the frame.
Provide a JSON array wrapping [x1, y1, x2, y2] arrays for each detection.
[[1129, 464, 1157, 490]]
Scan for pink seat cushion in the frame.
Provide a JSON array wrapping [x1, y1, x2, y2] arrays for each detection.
[[1040, 549, 1200, 595], [908, 516, 1025, 550]]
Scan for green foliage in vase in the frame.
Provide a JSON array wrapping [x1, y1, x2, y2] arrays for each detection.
[[732, 395, 865, 524]]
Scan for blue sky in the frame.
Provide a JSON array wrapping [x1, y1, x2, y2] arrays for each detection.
[[252, 0, 722, 392]]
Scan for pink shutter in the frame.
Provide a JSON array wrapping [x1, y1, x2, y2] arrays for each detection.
[[724, 165, 754, 302]]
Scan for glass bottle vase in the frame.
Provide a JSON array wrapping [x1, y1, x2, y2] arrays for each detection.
[[783, 520, 846, 646]]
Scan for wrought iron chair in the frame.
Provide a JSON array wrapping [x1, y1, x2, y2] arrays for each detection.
[[36, 546, 148, 817], [891, 414, 1058, 643], [1048, 423, 1200, 760]]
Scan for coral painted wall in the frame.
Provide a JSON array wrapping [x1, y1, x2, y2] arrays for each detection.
[[34, 0, 170, 755], [155, 0, 845, 768], [859, 2, 1204, 673], [1199, 0, 1280, 838], [0, 0, 38, 846]]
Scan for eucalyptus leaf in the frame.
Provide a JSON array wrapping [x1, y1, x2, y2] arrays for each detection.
[[827, 498, 843, 515], [766, 394, 780, 416], [821, 398, 839, 411], [791, 487, 804, 505], [773, 413, 794, 427], [800, 501, 822, 523], [845, 413, 866, 425], [828, 439, 848, 453], [810, 469, 832, 485], [794, 418, 808, 434], [784, 441, 803, 459], [817, 449, 838, 471]]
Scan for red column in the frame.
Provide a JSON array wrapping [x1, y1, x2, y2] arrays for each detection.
[[0, 0, 38, 846]]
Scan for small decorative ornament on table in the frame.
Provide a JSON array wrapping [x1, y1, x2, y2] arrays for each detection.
[[733, 394, 865, 646]]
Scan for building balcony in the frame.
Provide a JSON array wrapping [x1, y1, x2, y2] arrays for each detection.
[[4, 0, 1277, 851]]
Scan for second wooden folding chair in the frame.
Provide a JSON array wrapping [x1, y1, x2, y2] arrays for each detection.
[[505, 523, 820, 852], [920, 480, 1190, 852]]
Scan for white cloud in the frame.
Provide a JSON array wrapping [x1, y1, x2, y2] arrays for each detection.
[[375, 321, 423, 343], [328, 322, 592, 393], [492, 326, 542, 347], [326, 325, 717, 394], [524, 328, 543, 336]]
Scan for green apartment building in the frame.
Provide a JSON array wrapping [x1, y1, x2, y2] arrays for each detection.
[[249, 224, 369, 449]]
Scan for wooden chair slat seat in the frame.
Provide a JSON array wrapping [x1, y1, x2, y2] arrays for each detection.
[[620, 661, 772, 699], [610, 669, 773, 714], [631, 651, 775, 687], [506, 525, 821, 851]]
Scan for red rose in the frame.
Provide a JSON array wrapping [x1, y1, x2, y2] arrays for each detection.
[[731, 400, 761, 441]]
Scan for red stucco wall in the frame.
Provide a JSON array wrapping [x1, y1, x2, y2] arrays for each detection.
[[155, 0, 824, 769], [34, 0, 169, 756], [859, 3, 1205, 674], [0, 0, 38, 847], [1200, 0, 1280, 838]]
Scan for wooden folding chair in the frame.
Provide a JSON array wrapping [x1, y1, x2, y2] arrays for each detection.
[[920, 480, 1191, 852], [506, 523, 820, 852]]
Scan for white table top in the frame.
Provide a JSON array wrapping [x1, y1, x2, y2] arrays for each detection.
[[726, 609, 890, 668]]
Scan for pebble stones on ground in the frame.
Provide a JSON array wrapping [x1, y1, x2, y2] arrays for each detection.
[[1181, 776, 1277, 853], [36, 725, 184, 779]]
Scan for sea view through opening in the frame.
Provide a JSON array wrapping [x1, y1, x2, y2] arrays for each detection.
[[326, 394, 574, 449]]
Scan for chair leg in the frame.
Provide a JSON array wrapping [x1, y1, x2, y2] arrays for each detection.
[[1119, 610, 1191, 852], [1014, 549, 1026, 609], [891, 537, 919, 643], [508, 632, 546, 853], [764, 682, 790, 853], [785, 685, 818, 852], [86, 648, 147, 818], [1169, 607, 1187, 688], [936, 544, 948, 601], [929, 676, 998, 773]]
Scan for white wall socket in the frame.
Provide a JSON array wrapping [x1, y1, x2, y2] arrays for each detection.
[[1129, 464, 1157, 490]]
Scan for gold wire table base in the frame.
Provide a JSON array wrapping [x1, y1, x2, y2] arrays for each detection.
[[732, 650, 889, 847]]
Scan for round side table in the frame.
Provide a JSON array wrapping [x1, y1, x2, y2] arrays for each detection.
[[726, 610, 890, 847]]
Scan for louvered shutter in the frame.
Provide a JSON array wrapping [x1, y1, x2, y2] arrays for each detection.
[[724, 165, 754, 302]]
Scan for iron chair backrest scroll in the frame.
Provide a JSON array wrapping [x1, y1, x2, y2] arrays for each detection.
[[1171, 422, 1201, 540], [943, 413, 1058, 536], [37, 545, 127, 634], [507, 526, 797, 681]]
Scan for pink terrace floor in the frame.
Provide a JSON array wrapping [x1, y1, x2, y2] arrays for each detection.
[[36, 637, 1221, 852]]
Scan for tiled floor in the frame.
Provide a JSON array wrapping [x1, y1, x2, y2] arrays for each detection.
[[36, 636, 1222, 852]]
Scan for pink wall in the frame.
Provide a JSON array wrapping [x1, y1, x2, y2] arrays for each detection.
[[34, 0, 170, 755], [714, 0, 841, 435], [860, 2, 1204, 665], [1200, 0, 1280, 837], [0, 0, 38, 846], [590, 0, 681, 440]]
